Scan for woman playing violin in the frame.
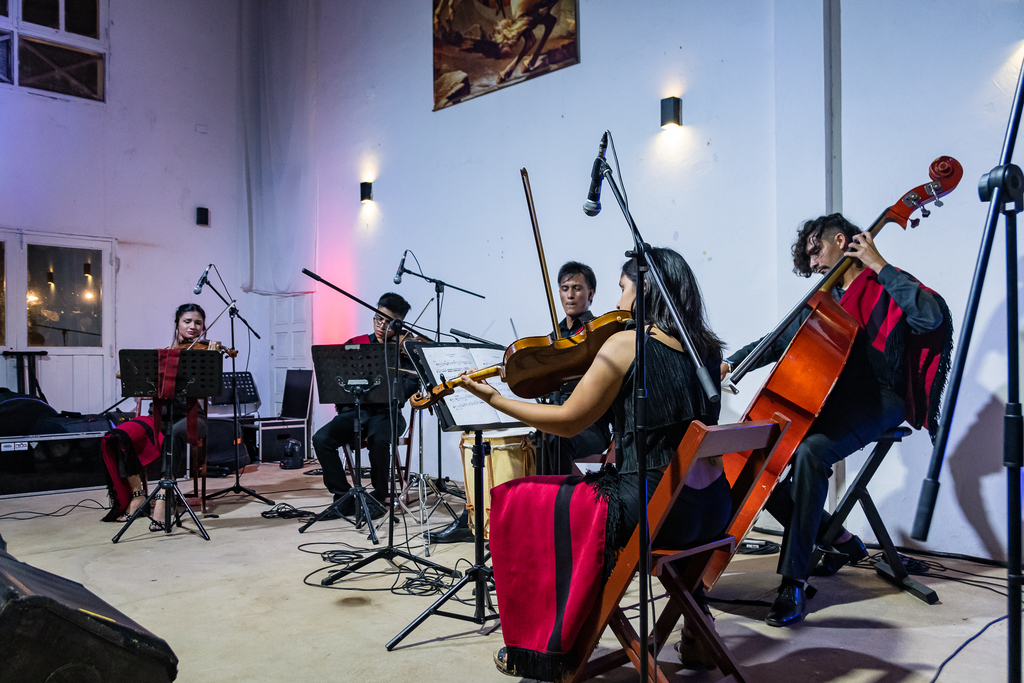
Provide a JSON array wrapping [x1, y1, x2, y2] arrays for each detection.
[[106, 303, 210, 530], [457, 247, 732, 677]]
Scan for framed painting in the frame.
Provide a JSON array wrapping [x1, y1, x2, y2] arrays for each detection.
[[433, 0, 580, 111]]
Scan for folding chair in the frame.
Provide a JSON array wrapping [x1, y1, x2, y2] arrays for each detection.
[[805, 425, 937, 603], [567, 414, 789, 683]]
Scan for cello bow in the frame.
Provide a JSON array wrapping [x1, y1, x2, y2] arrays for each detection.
[[724, 155, 963, 394]]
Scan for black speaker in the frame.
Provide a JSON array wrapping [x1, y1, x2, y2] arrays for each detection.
[[0, 551, 178, 682], [196, 207, 209, 226]]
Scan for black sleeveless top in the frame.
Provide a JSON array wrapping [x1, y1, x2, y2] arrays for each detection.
[[612, 336, 721, 474]]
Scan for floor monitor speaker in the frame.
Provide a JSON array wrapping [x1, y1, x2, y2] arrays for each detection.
[[0, 551, 178, 682]]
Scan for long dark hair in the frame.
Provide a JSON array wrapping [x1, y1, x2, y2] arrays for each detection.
[[173, 303, 206, 344], [621, 247, 723, 362]]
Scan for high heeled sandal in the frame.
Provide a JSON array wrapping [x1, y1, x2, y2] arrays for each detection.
[[114, 489, 147, 523], [149, 493, 168, 532]]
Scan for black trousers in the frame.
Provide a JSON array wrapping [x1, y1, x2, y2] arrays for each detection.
[[545, 421, 612, 475], [765, 379, 906, 580], [616, 469, 732, 551], [312, 407, 406, 501], [160, 417, 208, 479]]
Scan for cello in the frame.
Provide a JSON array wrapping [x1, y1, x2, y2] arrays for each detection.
[[703, 156, 963, 587]]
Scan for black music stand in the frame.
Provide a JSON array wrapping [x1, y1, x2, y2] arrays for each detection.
[[319, 328, 457, 586], [299, 344, 391, 538], [206, 371, 273, 505], [112, 349, 221, 543], [387, 344, 523, 650]]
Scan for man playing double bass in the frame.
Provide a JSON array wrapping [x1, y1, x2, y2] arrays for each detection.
[[722, 213, 952, 627]]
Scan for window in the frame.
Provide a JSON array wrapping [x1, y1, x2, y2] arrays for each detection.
[[26, 244, 102, 347], [0, 0, 105, 101]]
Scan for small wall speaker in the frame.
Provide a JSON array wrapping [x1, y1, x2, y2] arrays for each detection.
[[196, 207, 210, 226]]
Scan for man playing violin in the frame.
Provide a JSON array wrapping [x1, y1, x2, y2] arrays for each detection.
[[544, 261, 612, 475], [721, 213, 952, 626], [312, 292, 420, 518]]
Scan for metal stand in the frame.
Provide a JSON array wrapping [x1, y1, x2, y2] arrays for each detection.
[[588, 131, 720, 682], [395, 262, 483, 499], [911, 52, 1024, 683], [320, 321, 456, 583], [112, 349, 219, 543], [202, 280, 274, 508], [299, 386, 385, 540], [387, 430, 498, 650]]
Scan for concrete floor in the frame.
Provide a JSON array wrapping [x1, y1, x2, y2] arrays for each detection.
[[0, 464, 1012, 683]]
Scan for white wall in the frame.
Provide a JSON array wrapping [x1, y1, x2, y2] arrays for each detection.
[[840, 0, 1024, 560], [0, 0, 272, 409], [311, 0, 1024, 561], [3, 0, 1021, 561]]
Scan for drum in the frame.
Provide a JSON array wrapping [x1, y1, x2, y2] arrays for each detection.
[[460, 428, 536, 538]]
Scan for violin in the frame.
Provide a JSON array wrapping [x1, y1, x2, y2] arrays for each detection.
[[175, 339, 238, 358], [410, 310, 632, 409]]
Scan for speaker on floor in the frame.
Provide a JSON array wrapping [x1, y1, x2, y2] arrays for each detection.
[[0, 551, 178, 682]]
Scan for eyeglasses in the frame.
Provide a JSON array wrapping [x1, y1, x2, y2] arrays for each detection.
[[373, 314, 389, 328]]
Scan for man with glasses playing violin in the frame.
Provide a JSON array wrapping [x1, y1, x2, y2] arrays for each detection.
[[312, 292, 421, 518]]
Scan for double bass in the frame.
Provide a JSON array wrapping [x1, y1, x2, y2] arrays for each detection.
[[703, 156, 963, 587]]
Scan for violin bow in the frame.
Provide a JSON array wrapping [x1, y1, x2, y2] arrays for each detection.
[[520, 168, 562, 339]]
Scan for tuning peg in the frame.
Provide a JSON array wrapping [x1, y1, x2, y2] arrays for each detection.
[[910, 218, 921, 228], [920, 206, 931, 218], [926, 182, 944, 207]]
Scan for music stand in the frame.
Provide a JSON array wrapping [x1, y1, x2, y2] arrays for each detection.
[[318, 329, 458, 586], [112, 349, 221, 542], [387, 342, 524, 650], [299, 344, 391, 538], [206, 371, 274, 505]]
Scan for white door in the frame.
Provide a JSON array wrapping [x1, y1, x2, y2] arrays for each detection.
[[270, 294, 313, 415], [0, 229, 116, 414]]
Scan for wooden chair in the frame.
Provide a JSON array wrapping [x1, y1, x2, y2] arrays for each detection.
[[342, 405, 415, 495], [567, 414, 789, 683]]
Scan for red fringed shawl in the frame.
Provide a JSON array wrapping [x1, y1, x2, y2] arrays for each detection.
[[840, 268, 953, 437], [489, 475, 609, 680], [101, 416, 164, 514]]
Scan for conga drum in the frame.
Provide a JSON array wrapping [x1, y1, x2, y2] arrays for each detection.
[[460, 427, 536, 538]]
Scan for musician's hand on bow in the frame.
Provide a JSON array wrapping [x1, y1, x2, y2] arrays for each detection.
[[846, 232, 889, 274], [459, 368, 499, 405], [720, 362, 731, 381]]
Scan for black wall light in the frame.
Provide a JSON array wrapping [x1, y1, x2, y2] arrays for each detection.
[[661, 96, 682, 128], [360, 181, 373, 203]]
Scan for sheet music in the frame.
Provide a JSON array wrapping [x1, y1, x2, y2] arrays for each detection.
[[419, 346, 521, 427]]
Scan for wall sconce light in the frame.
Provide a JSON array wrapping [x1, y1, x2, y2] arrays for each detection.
[[360, 181, 373, 203], [47, 271, 54, 284], [83, 263, 91, 277], [196, 207, 210, 226], [661, 96, 682, 128]]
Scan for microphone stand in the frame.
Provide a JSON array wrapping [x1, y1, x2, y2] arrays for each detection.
[[396, 266, 485, 502], [592, 142, 720, 683], [911, 51, 1024, 683], [203, 280, 275, 507]]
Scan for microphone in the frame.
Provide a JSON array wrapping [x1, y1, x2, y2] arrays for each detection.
[[393, 251, 407, 285], [193, 264, 211, 295], [582, 132, 609, 216]]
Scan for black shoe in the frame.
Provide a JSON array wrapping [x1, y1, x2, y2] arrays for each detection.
[[811, 534, 868, 577], [765, 582, 807, 627], [425, 519, 474, 544]]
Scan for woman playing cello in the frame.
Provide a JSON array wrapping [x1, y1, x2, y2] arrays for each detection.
[[456, 247, 731, 677]]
